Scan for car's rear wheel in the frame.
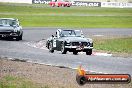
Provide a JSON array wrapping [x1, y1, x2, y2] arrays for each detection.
[[49, 42, 54, 53], [61, 43, 67, 54], [86, 49, 92, 55]]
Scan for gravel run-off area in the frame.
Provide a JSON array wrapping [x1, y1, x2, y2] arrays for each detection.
[[0, 57, 132, 88]]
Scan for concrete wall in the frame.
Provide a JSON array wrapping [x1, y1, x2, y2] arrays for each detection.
[[72, 0, 132, 3]]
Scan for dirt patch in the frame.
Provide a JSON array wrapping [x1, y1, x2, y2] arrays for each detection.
[[0, 57, 132, 88]]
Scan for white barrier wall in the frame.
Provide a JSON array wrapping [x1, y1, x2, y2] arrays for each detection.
[[0, 0, 132, 8], [0, 0, 32, 4], [101, 2, 132, 8], [72, 0, 131, 3]]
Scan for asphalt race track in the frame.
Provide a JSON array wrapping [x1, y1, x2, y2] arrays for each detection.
[[0, 27, 132, 75]]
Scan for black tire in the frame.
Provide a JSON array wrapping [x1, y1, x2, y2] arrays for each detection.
[[61, 42, 67, 54], [19, 34, 23, 40], [86, 49, 92, 55], [16, 36, 20, 41], [73, 51, 78, 55], [49, 42, 54, 53]]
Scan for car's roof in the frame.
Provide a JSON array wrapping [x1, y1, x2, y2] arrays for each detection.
[[62, 29, 75, 31], [58, 29, 81, 32], [63, 29, 72, 31], [0, 18, 17, 20]]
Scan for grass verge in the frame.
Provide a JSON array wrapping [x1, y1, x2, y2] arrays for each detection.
[[0, 3, 132, 28], [0, 75, 50, 88], [94, 37, 132, 54]]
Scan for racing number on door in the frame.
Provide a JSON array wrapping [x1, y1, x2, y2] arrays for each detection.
[[53, 40, 56, 47]]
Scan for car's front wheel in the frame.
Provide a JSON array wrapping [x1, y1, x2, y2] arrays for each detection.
[[73, 51, 78, 55], [86, 49, 92, 55], [49, 42, 54, 53], [19, 33, 23, 40], [61, 42, 67, 54], [16, 36, 20, 41], [15, 33, 22, 41]]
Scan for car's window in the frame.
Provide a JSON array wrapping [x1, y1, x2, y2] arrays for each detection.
[[0, 19, 17, 26], [60, 30, 75, 37], [60, 30, 83, 37], [74, 30, 82, 37]]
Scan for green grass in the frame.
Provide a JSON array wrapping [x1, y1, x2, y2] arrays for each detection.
[[0, 75, 50, 88], [0, 3, 132, 28], [94, 37, 132, 53]]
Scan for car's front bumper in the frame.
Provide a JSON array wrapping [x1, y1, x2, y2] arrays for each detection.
[[65, 46, 93, 49], [0, 32, 19, 38], [65, 46, 93, 52]]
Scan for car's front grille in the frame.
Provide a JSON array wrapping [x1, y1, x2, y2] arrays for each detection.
[[72, 42, 88, 46], [72, 42, 79, 46], [0, 32, 11, 35], [82, 42, 88, 46]]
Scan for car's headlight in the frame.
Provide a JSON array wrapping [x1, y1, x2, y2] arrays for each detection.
[[10, 32, 17, 36], [87, 38, 93, 43], [66, 39, 70, 43], [14, 28, 19, 32], [65, 40, 71, 46]]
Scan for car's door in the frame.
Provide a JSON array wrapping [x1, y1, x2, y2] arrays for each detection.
[[52, 38, 57, 48], [56, 38, 63, 51], [51, 36, 62, 51]]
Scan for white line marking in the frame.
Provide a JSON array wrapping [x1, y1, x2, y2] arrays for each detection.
[[92, 52, 112, 56], [25, 41, 48, 50]]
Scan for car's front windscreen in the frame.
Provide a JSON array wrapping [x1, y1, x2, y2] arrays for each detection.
[[0, 19, 17, 27], [74, 30, 83, 37], [61, 30, 82, 37]]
